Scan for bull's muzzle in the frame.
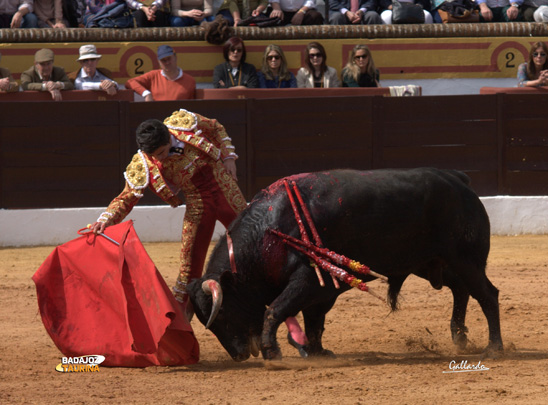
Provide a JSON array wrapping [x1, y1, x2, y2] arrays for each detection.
[[202, 279, 223, 329]]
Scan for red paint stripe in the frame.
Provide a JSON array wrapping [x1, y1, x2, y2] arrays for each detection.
[[0, 47, 120, 56], [171, 45, 306, 54], [94, 48, 121, 55], [0, 49, 39, 56], [368, 43, 492, 51]]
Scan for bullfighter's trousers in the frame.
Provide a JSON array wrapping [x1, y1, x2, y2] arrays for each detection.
[[172, 162, 246, 302]]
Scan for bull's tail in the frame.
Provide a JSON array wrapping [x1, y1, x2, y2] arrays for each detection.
[[387, 275, 408, 312]]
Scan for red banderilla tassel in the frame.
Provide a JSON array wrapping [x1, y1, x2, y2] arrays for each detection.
[[280, 236, 367, 287], [278, 236, 379, 295]]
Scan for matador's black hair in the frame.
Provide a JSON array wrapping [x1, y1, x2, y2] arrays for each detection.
[[136, 119, 170, 153]]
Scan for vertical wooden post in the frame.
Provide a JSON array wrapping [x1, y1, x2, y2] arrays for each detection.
[[371, 95, 383, 169], [496, 93, 506, 195]]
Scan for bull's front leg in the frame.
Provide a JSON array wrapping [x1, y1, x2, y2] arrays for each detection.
[[261, 306, 284, 360], [261, 267, 314, 360]]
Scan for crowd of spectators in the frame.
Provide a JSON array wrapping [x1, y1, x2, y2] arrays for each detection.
[[2, 0, 548, 28], [0, 40, 384, 100], [1, 39, 546, 99]]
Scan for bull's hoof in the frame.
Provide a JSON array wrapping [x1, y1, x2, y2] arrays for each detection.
[[262, 345, 282, 361], [483, 342, 504, 359], [287, 332, 309, 358], [313, 349, 336, 358], [451, 326, 469, 352]]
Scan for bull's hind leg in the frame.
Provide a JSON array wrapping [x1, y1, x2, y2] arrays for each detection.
[[442, 269, 471, 351], [465, 274, 503, 354], [449, 260, 503, 354]]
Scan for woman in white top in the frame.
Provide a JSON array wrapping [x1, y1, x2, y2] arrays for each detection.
[[296, 42, 340, 88]]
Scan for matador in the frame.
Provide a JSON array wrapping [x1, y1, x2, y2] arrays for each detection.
[[90, 109, 247, 303]]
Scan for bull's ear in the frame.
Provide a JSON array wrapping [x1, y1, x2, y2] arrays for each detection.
[[219, 270, 235, 288]]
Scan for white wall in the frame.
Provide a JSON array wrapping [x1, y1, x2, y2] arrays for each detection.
[[1, 196, 548, 247]]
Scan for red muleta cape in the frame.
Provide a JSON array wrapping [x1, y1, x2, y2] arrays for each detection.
[[32, 221, 199, 367]]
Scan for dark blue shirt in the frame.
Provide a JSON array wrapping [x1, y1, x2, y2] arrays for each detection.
[[257, 71, 297, 88]]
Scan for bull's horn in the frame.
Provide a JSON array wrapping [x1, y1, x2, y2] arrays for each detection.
[[202, 279, 223, 329], [185, 299, 195, 323], [250, 336, 260, 357]]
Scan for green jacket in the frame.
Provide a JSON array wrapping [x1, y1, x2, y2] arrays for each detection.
[[20, 66, 75, 91]]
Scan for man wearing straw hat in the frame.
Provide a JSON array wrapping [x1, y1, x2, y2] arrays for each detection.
[[21, 48, 74, 101], [70, 44, 119, 95]]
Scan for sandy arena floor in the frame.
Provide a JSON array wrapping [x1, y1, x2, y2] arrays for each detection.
[[1, 235, 547, 404]]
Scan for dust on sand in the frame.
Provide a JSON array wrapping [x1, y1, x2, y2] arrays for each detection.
[[1, 236, 547, 404]]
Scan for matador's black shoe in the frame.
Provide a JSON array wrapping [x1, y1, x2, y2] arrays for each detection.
[[287, 332, 309, 358]]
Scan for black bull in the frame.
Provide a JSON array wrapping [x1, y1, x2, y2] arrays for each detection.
[[187, 168, 503, 361]]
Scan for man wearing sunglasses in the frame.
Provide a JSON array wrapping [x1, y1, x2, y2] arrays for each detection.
[[269, 0, 324, 25], [70, 44, 119, 96]]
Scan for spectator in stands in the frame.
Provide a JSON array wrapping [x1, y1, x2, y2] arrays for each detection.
[[379, 0, 434, 24], [517, 41, 548, 87], [34, 0, 69, 27], [83, 0, 136, 28], [62, 0, 87, 27], [329, 0, 383, 25], [126, 45, 196, 101], [341, 44, 380, 87], [69, 44, 118, 95], [171, 0, 215, 26], [257, 44, 297, 88], [477, 0, 523, 21], [213, 37, 259, 88], [296, 42, 340, 88], [0, 52, 19, 93], [521, 0, 548, 21], [82, 0, 113, 26], [0, 0, 38, 27], [21, 48, 74, 101], [216, 0, 268, 26], [269, 0, 324, 25], [126, 0, 170, 27]]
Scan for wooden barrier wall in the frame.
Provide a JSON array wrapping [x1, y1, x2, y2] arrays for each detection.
[[2, 94, 548, 209]]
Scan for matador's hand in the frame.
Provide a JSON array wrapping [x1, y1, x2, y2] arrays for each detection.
[[223, 158, 238, 181], [89, 221, 107, 234]]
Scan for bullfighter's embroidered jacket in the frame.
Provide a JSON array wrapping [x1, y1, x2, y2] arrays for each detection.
[[97, 109, 238, 225]]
